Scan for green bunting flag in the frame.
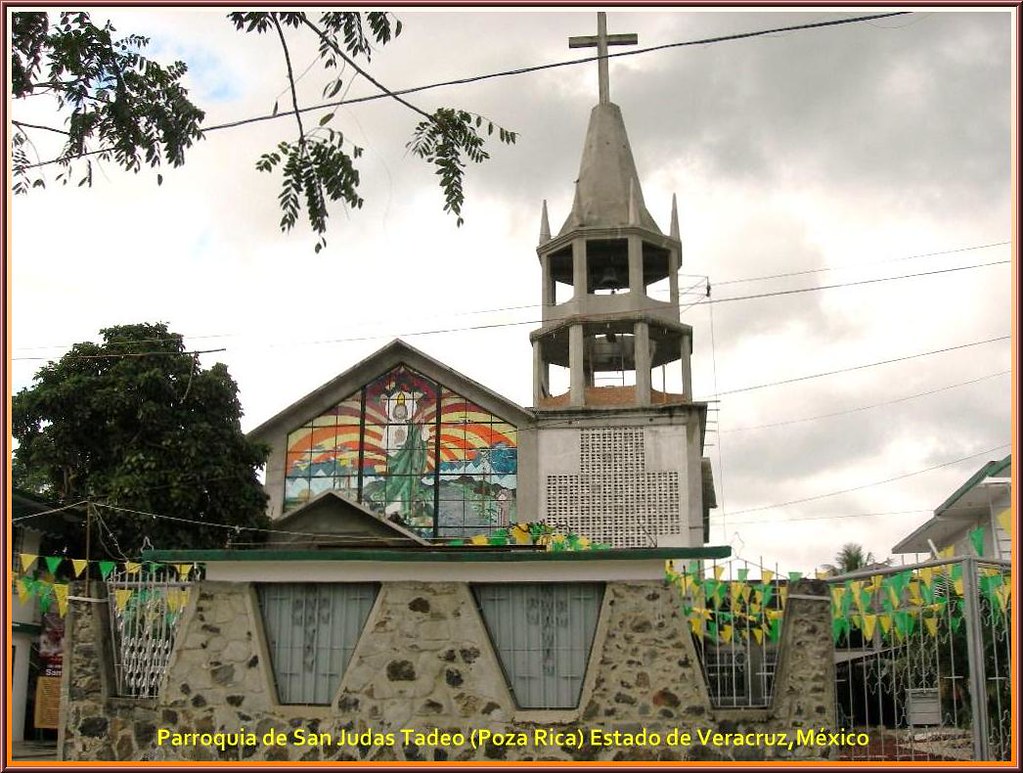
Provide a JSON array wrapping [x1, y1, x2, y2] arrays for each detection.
[[44, 556, 64, 574], [98, 561, 116, 579], [737, 568, 749, 582], [969, 527, 985, 556]]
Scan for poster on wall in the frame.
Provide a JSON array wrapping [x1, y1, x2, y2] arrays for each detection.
[[34, 611, 64, 730]]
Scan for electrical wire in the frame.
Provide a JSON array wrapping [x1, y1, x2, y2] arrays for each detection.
[[720, 370, 1010, 432], [722, 442, 1010, 517], [16, 11, 912, 171]]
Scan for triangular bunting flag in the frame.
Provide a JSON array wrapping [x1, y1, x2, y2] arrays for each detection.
[[37, 583, 53, 613], [923, 616, 938, 637], [753, 627, 764, 644], [53, 584, 70, 616], [737, 568, 749, 582], [788, 571, 802, 583], [996, 508, 1011, 536], [19, 554, 39, 574], [862, 613, 877, 641], [125, 561, 142, 575], [114, 588, 133, 612], [16, 577, 33, 604], [761, 570, 774, 585], [969, 527, 985, 557], [71, 559, 89, 579], [713, 565, 724, 581], [98, 561, 116, 580], [44, 556, 63, 575], [721, 624, 734, 643], [879, 614, 893, 636], [176, 563, 193, 581]]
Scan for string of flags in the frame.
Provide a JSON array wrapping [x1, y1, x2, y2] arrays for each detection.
[[449, 521, 610, 551], [13, 555, 199, 618]]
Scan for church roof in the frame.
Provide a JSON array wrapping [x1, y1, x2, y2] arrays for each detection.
[[558, 102, 661, 236], [248, 338, 533, 445]]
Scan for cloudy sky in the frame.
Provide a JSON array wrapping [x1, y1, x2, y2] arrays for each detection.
[[10, 8, 1015, 573]]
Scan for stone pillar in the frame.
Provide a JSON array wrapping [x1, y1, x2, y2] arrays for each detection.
[[627, 235, 643, 295], [569, 324, 585, 407], [634, 321, 651, 405], [572, 238, 587, 298]]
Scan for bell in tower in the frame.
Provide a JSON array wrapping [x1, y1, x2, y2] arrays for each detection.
[[526, 13, 714, 550]]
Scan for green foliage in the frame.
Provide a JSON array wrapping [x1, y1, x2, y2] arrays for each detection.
[[408, 108, 517, 227], [10, 11, 205, 194], [824, 542, 876, 576], [12, 323, 270, 554], [11, 10, 517, 249]]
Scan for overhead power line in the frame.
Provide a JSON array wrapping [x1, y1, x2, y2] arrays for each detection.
[[723, 442, 1010, 517], [720, 370, 1010, 432], [12, 240, 1008, 354], [19, 11, 911, 171], [705, 335, 1009, 399]]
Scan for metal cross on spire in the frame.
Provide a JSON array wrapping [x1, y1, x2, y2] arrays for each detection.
[[569, 12, 638, 105]]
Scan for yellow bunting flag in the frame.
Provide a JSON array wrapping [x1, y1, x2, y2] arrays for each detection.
[[741, 584, 752, 603], [831, 586, 846, 607], [879, 614, 893, 636], [923, 617, 938, 637], [730, 583, 742, 604], [908, 581, 922, 606], [953, 578, 964, 596], [815, 570, 829, 580], [176, 563, 193, 580], [71, 559, 89, 579], [850, 581, 864, 610], [721, 625, 734, 643], [862, 614, 877, 640], [125, 561, 142, 575], [714, 565, 725, 581], [689, 616, 704, 636], [113, 589, 133, 612], [767, 609, 784, 622], [779, 586, 788, 607], [52, 584, 70, 617], [939, 545, 955, 560], [995, 584, 1010, 612], [16, 578, 33, 605], [761, 570, 774, 585], [166, 589, 190, 614], [20, 554, 38, 573], [919, 566, 934, 587], [996, 508, 1012, 536], [868, 575, 883, 593], [753, 627, 764, 644]]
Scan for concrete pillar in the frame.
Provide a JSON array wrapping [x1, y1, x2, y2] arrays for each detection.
[[681, 334, 693, 399], [572, 238, 587, 297], [532, 339, 544, 405], [634, 321, 651, 405], [669, 246, 680, 307], [627, 235, 643, 295], [569, 324, 585, 407], [541, 254, 554, 307]]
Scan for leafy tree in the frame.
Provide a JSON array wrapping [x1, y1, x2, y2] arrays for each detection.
[[823, 542, 876, 576], [10, 10, 517, 252], [12, 323, 270, 554]]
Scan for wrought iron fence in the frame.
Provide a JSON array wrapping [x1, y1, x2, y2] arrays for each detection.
[[667, 561, 785, 708], [830, 557, 1011, 762], [106, 564, 198, 698]]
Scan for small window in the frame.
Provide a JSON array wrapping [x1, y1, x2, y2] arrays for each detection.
[[257, 583, 377, 705], [474, 583, 603, 709]]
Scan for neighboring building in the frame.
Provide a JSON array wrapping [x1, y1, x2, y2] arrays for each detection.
[[249, 16, 714, 551], [10, 491, 84, 743], [892, 454, 1012, 560]]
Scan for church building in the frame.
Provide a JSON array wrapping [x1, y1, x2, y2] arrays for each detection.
[[249, 14, 715, 549]]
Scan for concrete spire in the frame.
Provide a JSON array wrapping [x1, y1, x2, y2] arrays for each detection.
[[539, 200, 551, 244], [670, 193, 680, 240], [557, 103, 661, 236], [628, 180, 639, 226]]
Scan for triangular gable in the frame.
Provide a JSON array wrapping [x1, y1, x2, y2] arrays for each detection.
[[249, 338, 533, 445], [267, 490, 429, 548]]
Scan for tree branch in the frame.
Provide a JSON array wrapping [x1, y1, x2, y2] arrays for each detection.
[[299, 15, 433, 122], [271, 15, 307, 143], [12, 119, 70, 136]]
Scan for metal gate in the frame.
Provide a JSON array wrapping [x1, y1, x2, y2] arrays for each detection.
[[830, 557, 1010, 761], [106, 564, 196, 698]]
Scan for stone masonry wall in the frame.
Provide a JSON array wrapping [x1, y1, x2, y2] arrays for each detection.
[[61, 578, 836, 762]]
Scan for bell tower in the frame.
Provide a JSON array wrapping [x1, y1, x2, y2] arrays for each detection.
[[527, 13, 713, 549]]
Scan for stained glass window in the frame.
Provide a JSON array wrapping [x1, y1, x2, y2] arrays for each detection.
[[284, 364, 518, 539]]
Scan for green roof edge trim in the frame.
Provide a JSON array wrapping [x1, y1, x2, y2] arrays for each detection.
[[935, 454, 1011, 516], [143, 545, 731, 563]]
